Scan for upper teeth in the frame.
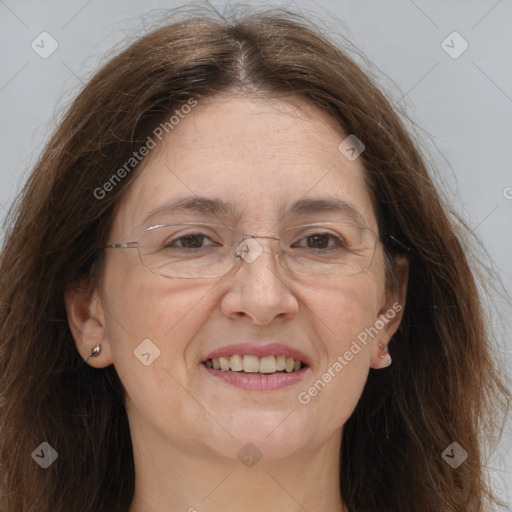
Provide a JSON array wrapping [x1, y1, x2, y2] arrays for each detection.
[[204, 354, 303, 373]]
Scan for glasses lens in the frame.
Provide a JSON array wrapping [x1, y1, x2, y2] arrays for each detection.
[[136, 222, 377, 279], [281, 222, 377, 276], [138, 224, 237, 278]]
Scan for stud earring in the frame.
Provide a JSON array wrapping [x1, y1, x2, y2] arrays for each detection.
[[378, 342, 392, 367], [86, 344, 101, 360]]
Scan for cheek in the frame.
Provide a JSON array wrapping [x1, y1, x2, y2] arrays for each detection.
[[295, 272, 384, 422], [308, 270, 384, 354], [100, 258, 211, 372], [99, 262, 217, 429]]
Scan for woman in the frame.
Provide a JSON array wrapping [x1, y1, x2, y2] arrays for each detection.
[[0, 6, 509, 512]]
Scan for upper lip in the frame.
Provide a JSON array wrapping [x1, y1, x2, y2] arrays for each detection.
[[202, 342, 311, 366]]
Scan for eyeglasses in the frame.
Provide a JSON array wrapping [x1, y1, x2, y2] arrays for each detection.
[[104, 222, 381, 279]]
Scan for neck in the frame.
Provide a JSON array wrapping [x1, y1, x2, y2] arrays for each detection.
[[127, 430, 347, 512]]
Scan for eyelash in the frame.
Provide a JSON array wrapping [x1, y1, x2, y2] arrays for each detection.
[[166, 231, 346, 251]]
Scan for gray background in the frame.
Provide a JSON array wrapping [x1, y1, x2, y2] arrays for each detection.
[[1, 0, 511, 507]]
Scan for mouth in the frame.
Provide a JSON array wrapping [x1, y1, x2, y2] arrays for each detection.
[[201, 343, 311, 391], [202, 354, 307, 374]]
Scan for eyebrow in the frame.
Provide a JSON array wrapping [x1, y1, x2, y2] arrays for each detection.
[[143, 196, 244, 226], [142, 196, 366, 227], [285, 197, 365, 225]]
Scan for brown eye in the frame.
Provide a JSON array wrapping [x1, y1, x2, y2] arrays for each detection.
[[293, 232, 345, 251], [306, 234, 330, 249], [172, 234, 210, 249]]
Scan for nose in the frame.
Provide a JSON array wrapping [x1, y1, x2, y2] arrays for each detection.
[[220, 236, 299, 325]]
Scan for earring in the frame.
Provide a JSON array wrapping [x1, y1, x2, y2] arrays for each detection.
[[86, 344, 101, 360], [378, 342, 392, 367]]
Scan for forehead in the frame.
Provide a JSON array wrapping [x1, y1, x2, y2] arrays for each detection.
[[112, 94, 377, 236]]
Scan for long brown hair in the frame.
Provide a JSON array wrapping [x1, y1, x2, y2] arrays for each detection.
[[0, 6, 509, 511]]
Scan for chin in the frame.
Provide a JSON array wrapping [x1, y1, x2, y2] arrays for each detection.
[[206, 409, 317, 461]]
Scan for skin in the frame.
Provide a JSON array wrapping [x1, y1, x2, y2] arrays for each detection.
[[66, 94, 407, 512]]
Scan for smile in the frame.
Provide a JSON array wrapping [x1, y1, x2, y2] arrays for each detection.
[[203, 354, 305, 374]]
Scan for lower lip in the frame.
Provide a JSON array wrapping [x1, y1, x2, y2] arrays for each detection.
[[202, 365, 309, 391]]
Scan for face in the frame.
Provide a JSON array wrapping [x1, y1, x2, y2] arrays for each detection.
[[69, 94, 404, 465]]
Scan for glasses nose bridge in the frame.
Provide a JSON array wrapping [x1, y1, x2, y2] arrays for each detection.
[[243, 233, 281, 242], [233, 233, 283, 262]]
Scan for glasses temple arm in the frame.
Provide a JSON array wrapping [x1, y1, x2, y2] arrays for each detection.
[[382, 234, 412, 253], [104, 242, 139, 249]]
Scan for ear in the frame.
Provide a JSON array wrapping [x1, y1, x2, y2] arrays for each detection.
[[370, 257, 408, 369], [64, 282, 113, 368]]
